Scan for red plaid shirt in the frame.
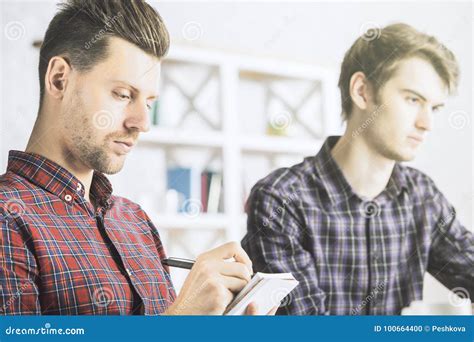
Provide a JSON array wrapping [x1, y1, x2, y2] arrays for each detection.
[[0, 150, 176, 315]]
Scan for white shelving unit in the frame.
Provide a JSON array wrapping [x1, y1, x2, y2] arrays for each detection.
[[137, 45, 340, 281], [149, 213, 231, 231]]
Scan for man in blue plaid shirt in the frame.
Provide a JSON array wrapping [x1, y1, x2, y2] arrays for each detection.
[[242, 23, 473, 315]]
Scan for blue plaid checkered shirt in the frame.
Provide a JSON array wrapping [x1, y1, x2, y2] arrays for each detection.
[[242, 136, 473, 315]]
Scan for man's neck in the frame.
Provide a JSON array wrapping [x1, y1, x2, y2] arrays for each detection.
[[330, 133, 395, 200], [25, 117, 94, 203]]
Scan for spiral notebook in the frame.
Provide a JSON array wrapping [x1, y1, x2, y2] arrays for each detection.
[[224, 272, 299, 315]]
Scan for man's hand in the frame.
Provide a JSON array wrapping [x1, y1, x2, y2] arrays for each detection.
[[164, 242, 253, 315], [245, 302, 279, 315]]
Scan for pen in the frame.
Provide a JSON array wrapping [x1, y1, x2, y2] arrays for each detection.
[[162, 257, 195, 270]]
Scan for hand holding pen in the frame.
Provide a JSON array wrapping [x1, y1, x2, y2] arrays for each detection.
[[162, 242, 253, 315]]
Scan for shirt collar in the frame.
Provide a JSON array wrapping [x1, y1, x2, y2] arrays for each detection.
[[313, 136, 409, 205], [7, 150, 113, 208]]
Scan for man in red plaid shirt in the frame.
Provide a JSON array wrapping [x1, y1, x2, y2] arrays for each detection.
[[0, 0, 276, 316]]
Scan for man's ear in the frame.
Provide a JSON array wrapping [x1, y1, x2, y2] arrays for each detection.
[[44, 56, 72, 101], [349, 71, 371, 111]]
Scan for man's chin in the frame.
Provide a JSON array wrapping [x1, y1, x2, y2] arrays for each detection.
[[103, 156, 126, 174], [92, 153, 127, 175], [392, 149, 417, 162], [101, 166, 124, 175], [380, 145, 416, 163], [397, 155, 416, 162]]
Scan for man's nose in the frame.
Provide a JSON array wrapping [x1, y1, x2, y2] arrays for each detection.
[[415, 106, 433, 132], [124, 101, 150, 133]]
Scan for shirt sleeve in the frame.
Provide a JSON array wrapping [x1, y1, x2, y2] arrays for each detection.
[[427, 185, 474, 298], [0, 211, 41, 314], [242, 185, 328, 315]]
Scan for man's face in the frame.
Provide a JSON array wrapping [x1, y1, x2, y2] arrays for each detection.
[[60, 37, 160, 174], [362, 57, 447, 162]]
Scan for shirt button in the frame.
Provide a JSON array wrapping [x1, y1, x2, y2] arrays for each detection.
[[77, 183, 82, 191], [125, 268, 132, 277], [64, 194, 72, 202]]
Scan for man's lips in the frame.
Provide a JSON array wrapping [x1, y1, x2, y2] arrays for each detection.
[[114, 140, 134, 147], [408, 135, 424, 143], [113, 140, 135, 153]]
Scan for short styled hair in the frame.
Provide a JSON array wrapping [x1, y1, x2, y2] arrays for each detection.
[[338, 23, 459, 121], [38, 0, 169, 108]]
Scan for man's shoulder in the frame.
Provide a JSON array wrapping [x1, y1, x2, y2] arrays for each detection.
[[108, 196, 161, 235], [0, 171, 38, 204], [0, 171, 45, 223], [109, 195, 150, 220], [398, 164, 438, 198], [110, 195, 143, 211], [251, 156, 317, 196]]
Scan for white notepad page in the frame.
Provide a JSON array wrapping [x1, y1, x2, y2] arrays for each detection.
[[224, 272, 299, 315]]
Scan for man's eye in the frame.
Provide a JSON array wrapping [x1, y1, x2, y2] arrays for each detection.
[[114, 91, 130, 100], [407, 96, 419, 104]]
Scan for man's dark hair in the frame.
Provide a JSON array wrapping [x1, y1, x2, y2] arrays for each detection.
[[38, 0, 170, 108]]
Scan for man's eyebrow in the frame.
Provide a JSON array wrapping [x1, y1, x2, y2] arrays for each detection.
[[401, 88, 445, 107], [110, 80, 158, 99], [401, 88, 427, 101]]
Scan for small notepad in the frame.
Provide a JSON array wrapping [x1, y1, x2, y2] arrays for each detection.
[[224, 272, 299, 315]]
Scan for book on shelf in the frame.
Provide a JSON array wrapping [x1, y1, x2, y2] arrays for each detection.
[[167, 167, 201, 214], [150, 100, 160, 126], [167, 167, 223, 215], [206, 171, 222, 214]]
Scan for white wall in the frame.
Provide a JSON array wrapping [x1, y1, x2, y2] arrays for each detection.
[[1, 0, 472, 303]]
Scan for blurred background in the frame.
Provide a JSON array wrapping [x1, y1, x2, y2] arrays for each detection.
[[1, 0, 472, 305]]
